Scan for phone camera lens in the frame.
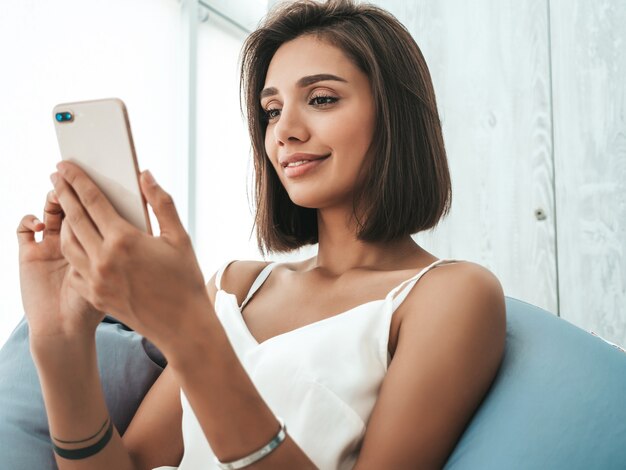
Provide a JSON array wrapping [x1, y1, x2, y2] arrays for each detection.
[[55, 111, 74, 123]]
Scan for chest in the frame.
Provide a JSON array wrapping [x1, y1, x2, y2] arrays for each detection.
[[238, 268, 413, 355]]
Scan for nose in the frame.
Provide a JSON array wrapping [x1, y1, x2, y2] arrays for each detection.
[[272, 103, 310, 146]]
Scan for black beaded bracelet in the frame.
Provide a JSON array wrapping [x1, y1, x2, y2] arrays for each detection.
[[52, 418, 114, 460]]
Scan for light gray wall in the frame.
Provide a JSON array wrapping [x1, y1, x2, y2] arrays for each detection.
[[373, 0, 625, 345], [550, 0, 626, 344]]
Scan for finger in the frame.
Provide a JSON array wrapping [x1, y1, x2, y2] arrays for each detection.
[[16, 215, 44, 247], [56, 162, 125, 236], [51, 171, 103, 254], [60, 221, 91, 275], [140, 170, 186, 240], [43, 190, 63, 236]]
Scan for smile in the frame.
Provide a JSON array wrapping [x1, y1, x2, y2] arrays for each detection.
[[283, 155, 330, 178]]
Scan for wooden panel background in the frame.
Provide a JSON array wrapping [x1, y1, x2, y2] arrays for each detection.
[[550, 0, 626, 345], [376, 0, 558, 314]]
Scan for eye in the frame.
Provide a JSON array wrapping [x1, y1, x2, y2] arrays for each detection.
[[262, 107, 281, 121], [261, 94, 339, 123], [309, 95, 338, 106]]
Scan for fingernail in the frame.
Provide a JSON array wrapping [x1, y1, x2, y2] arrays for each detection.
[[50, 172, 58, 185], [49, 190, 59, 203], [143, 170, 155, 185], [33, 218, 42, 226]]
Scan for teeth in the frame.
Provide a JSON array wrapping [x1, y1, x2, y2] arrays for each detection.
[[286, 160, 310, 167]]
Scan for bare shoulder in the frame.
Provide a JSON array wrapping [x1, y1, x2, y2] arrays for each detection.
[[400, 259, 506, 355], [426, 259, 503, 290], [400, 260, 504, 326], [205, 259, 273, 308], [355, 261, 506, 468]]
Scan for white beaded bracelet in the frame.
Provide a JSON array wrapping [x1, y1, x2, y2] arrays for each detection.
[[214, 417, 287, 469]]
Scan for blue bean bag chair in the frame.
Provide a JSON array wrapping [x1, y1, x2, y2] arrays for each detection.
[[0, 315, 166, 470], [445, 297, 626, 469]]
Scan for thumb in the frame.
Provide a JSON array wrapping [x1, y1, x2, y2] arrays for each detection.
[[140, 170, 186, 240]]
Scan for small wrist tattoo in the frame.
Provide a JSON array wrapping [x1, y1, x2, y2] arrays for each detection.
[[52, 417, 110, 444]]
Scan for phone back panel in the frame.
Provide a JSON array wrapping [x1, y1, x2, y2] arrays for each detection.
[[52, 98, 151, 234]]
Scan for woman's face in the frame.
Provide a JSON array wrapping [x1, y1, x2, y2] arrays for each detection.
[[261, 34, 375, 210]]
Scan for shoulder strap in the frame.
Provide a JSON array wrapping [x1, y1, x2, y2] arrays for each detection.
[[215, 259, 238, 291], [386, 259, 460, 311], [240, 262, 279, 310]]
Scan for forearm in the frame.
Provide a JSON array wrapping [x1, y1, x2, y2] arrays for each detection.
[[30, 333, 136, 470], [167, 306, 317, 469]]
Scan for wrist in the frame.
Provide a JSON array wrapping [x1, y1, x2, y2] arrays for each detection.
[[29, 329, 97, 365], [28, 318, 97, 343], [163, 297, 226, 373]]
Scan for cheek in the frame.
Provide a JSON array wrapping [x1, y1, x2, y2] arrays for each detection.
[[330, 107, 374, 162]]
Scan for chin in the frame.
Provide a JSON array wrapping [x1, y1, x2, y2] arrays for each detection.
[[287, 196, 321, 210], [279, 172, 350, 209], [286, 188, 345, 210], [280, 187, 318, 209]]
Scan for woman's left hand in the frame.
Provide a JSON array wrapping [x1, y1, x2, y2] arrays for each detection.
[[50, 161, 210, 355]]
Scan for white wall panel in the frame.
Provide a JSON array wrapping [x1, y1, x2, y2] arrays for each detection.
[[550, 0, 626, 345]]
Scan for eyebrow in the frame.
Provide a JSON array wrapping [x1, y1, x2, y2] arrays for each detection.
[[259, 73, 348, 100]]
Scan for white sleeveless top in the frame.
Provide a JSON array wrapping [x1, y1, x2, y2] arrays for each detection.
[[154, 258, 458, 470]]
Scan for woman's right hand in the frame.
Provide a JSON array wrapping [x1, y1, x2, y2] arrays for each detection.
[[17, 189, 105, 341]]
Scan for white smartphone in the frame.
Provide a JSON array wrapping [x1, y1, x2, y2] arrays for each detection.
[[52, 98, 152, 234]]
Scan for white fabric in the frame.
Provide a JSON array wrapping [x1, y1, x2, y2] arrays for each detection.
[[153, 258, 458, 470]]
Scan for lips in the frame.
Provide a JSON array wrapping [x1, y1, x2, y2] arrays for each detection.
[[282, 155, 330, 178], [280, 153, 331, 168]]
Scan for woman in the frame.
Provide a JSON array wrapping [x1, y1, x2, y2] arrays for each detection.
[[16, 0, 505, 468]]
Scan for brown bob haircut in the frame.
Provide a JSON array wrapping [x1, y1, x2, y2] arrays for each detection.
[[240, 0, 451, 256]]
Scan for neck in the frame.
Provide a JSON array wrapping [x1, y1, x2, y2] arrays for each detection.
[[304, 205, 426, 276]]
